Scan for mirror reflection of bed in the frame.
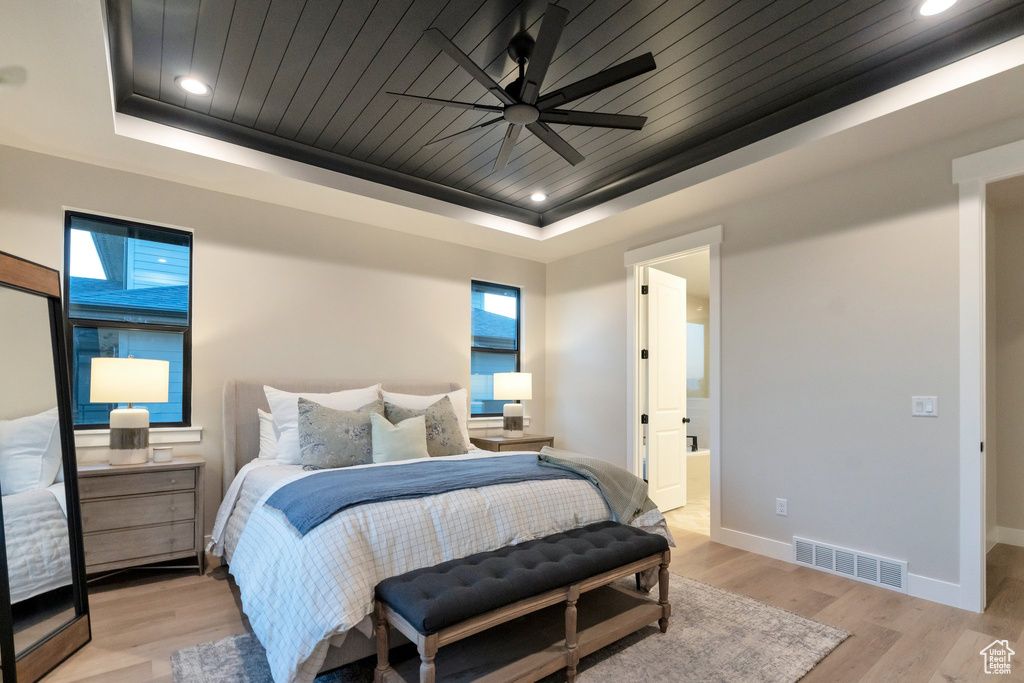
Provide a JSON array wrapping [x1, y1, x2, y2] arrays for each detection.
[[0, 286, 75, 659]]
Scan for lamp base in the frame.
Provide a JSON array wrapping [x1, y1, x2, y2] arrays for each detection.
[[108, 407, 151, 466], [502, 403, 524, 438]]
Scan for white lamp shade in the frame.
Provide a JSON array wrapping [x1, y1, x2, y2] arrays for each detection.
[[89, 357, 170, 404], [493, 372, 532, 400]]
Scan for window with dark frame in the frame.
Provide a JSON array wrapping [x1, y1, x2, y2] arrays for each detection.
[[64, 212, 193, 428], [470, 281, 521, 417]]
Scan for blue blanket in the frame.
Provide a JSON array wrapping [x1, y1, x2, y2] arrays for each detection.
[[265, 454, 587, 536]]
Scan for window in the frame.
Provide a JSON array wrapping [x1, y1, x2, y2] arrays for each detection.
[[470, 281, 520, 416], [64, 212, 192, 427]]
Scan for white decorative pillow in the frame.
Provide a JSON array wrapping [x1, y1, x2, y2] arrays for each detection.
[[264, 384, 381, 465], [371, 413, 429, 463], [0, 407, 62, 495], [257, 409, 278, 461], [382, 388, 470, 446]]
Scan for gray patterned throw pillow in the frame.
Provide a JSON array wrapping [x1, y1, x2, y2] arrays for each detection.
[[298, 397, 384, 470], [384, 395, 468, 457]]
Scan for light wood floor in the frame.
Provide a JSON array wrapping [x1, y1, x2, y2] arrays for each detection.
[[43, 529, 1024, 682], [663, 496, 711, 536]]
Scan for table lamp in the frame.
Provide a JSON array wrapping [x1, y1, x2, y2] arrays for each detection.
[[493, 372, 532, 438], [90, 357, 170, 465]]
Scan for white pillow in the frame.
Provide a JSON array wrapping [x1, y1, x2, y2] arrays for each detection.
[[264, 384, 381, 465], [371, 413, 429, 463], [382, 388, 470, 446], [257, 409, 279, 461], [0, 407, 62, 495]]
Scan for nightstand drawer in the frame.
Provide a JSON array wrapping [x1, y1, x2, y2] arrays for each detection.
[[498, 440, 552, 452], [80, 469, 196, 499], [82, 492, 195, 533], [84, 522, 195, 567]]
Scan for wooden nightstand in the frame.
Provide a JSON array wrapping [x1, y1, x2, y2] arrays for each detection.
[[470, 434, 555, 452], [78, 455, 205, 575]]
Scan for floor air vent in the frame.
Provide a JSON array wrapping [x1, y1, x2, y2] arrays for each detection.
[[793, 536, 907, 593]]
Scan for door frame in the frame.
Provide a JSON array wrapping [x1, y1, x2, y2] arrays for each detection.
[[953, 137, 1024, 613], [625, 225, 723, 541]]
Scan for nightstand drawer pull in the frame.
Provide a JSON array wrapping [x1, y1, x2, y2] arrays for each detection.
[[80, 469, 196, 499], [82, 492, 195, 533]]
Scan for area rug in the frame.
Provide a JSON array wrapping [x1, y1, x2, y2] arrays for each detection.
[[171, 574, 848, 682]]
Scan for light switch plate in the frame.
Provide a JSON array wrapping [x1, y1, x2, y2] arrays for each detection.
[[912, 396, 938, 417]]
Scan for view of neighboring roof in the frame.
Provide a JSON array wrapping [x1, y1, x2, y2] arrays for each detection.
[[472, 308, 516, 343], [69, 277, 188, 312]]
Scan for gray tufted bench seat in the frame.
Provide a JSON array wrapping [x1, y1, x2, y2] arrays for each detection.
[[372, 521, 671, 683]]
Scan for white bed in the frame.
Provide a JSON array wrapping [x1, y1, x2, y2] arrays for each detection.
[[3, 485, 72, 604], [214, 380, 670, 683]]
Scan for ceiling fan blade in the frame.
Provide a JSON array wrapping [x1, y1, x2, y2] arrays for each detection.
[[536, 52, 656, 110], [526, 121, 584, 165], [424, 28, 516, 106], [388, 92, 503, 112], [494, 124, 523, 170], [520, 4, 569, 104], [539, 109, 646, 130], [424, 116, 504, 147]]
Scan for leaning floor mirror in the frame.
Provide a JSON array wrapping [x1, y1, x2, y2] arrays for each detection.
[[0, 251, 90, 682]]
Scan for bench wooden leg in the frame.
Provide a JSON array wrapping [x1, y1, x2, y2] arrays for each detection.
[[419, 633, 438, 683], [659, 550, 671, 634], [374, 601, 389, 683], [565, 585, 580, 682]]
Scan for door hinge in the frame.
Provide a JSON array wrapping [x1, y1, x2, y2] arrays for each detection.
[[641, 285, 648, 295], [640, 349, 648, 359], [640, 414, 649, 425], [981, 441, 985, 453]]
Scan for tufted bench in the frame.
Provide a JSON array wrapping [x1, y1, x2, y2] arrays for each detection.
[[373, 521, 671, 683]]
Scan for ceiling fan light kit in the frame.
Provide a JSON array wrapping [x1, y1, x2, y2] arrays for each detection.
[[389, 3, 656, 173]]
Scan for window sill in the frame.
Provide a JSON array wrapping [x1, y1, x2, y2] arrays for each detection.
[[468, 416, 531, 431], [74, 426, 203, 449]]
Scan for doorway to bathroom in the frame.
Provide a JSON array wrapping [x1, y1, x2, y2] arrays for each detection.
[[625, 227, 721, 539]]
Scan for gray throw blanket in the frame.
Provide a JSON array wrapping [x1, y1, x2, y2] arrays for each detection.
[[538, 446, 657, 523]]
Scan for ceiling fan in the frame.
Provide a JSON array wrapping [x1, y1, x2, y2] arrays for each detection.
[[388, 4, 656, 171]]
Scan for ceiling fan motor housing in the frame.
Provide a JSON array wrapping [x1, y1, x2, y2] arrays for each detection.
[[504, 103, 540, 125]]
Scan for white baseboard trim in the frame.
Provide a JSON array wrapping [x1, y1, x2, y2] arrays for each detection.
[[907, 574, 961, 608], [715, 527, 961, 608], [987, 526, 999, 553], [717, 527, 793, 562], [996, 526, 1024, 548]]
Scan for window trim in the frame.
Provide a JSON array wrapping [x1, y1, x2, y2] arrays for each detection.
[[470, 280, 521, 418], [63, 210, 193, 429]]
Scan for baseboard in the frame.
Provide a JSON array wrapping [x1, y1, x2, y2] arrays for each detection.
[[907, 573, 961, 607], [717, 527, 792, 562], [716, 527, 961, 607], [996, 526, 1024, 548], [987, 526, 999, 553]]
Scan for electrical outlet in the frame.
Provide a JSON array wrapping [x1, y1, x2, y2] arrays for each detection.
[[776, 498, 788, 516]]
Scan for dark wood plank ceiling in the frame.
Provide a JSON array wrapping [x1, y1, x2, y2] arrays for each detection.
[[105, 0, 1024, 226]]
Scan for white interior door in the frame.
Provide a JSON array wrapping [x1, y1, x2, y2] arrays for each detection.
[[646, 267, 688, 512]]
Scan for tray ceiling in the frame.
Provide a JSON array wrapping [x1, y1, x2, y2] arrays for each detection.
[[104, 0, 1024, 227]]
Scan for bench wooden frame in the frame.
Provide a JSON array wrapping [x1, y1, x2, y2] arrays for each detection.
[[374, 549, 671, 683]]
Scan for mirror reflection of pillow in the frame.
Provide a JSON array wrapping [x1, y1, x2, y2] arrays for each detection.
[[383, 396, 468, 457], [0, 407, 62, 495]]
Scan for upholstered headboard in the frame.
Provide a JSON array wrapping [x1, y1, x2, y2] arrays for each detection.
[[221, 380, 463, 495]]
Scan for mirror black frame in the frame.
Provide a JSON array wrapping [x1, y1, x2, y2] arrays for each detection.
[[0, 251, 90, 682]]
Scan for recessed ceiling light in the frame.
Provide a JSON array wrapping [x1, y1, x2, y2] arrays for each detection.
[[175, 76, 210, 96], [918, 0, 956, 16], [530, 192, 547, 202]]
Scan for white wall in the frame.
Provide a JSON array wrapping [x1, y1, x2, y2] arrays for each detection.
[[0, 145, 546, 532], [0, 287, 57, 419], [990, 197, 1024, 537], [546, 119, 1024, 585]]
